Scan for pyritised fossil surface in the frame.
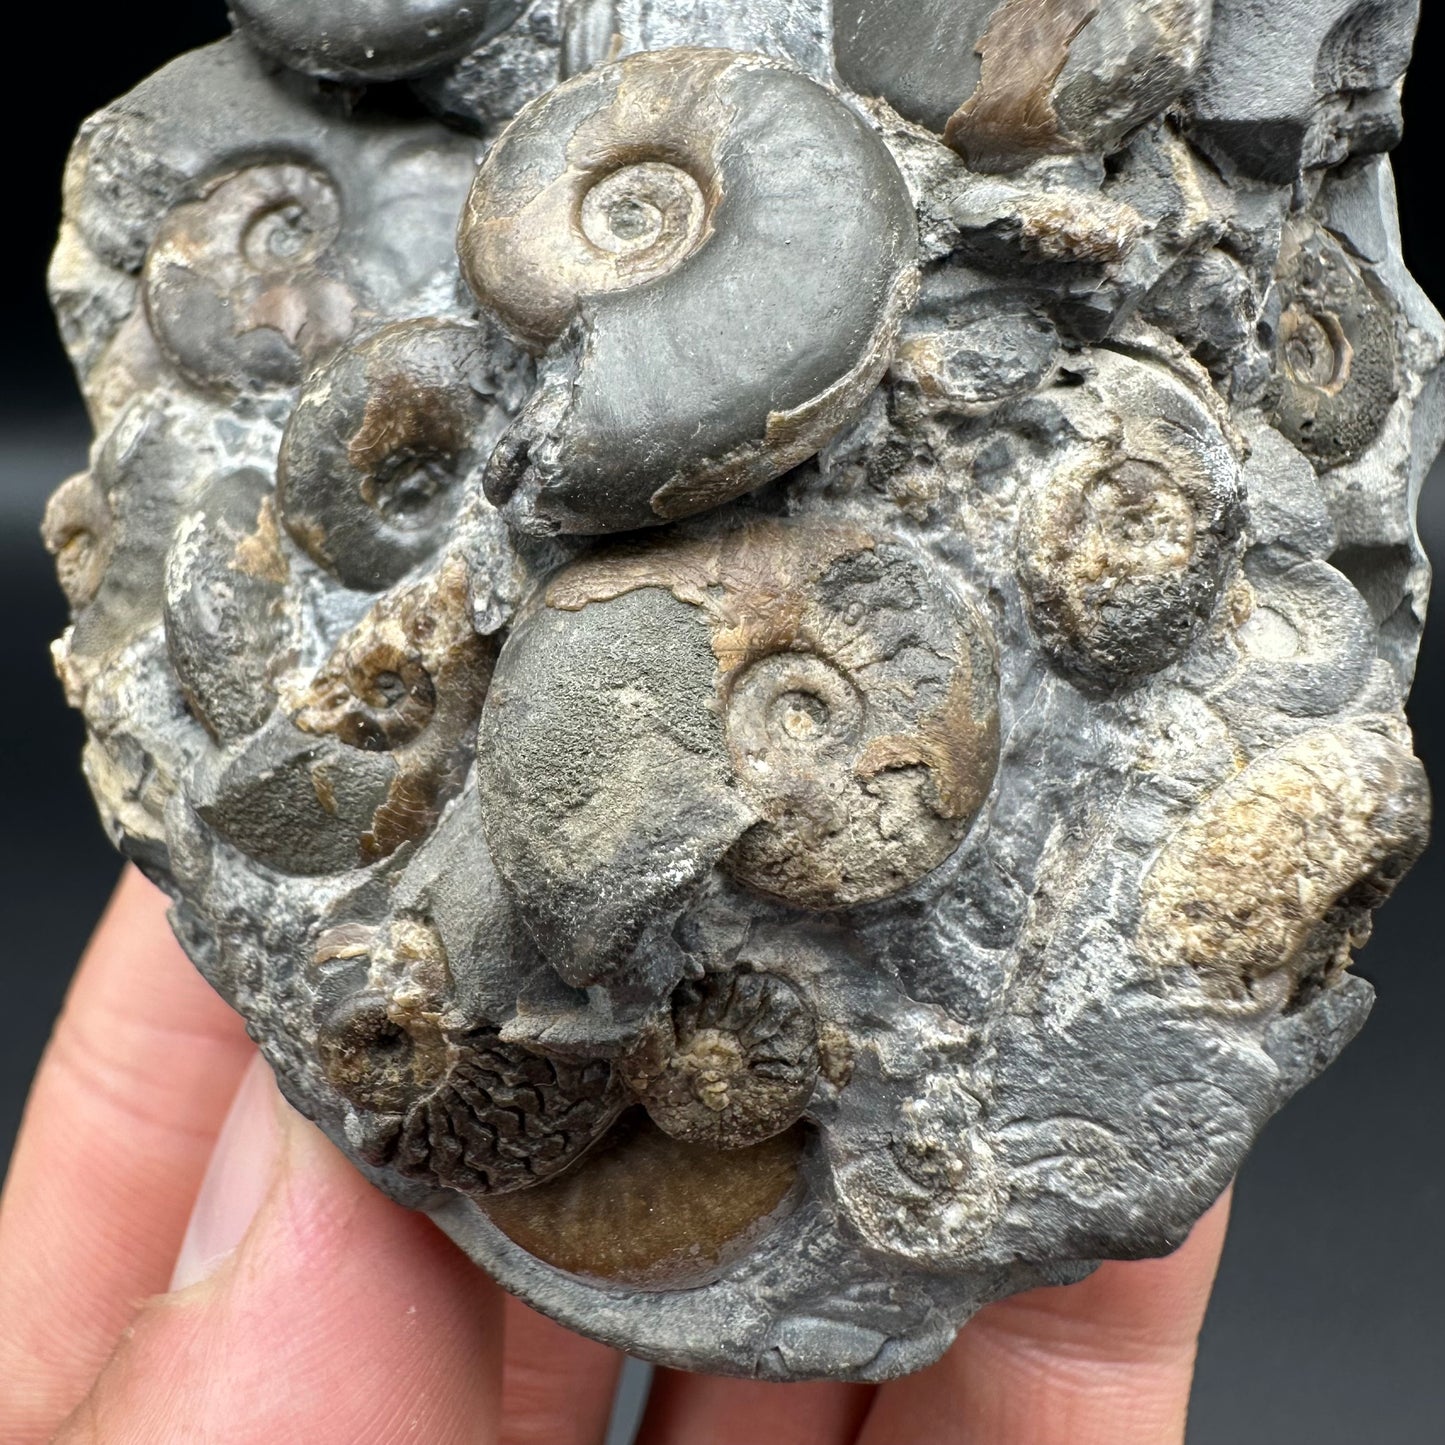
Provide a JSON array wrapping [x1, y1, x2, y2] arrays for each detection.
[[46, 0, 1440, 1380]]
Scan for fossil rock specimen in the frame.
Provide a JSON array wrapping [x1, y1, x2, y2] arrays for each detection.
[[46, 0, 1440, 1382]]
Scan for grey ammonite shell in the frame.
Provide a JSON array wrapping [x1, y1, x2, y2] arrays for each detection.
[[459, 47, 920, 535], [44, 0, 1442, 1386]]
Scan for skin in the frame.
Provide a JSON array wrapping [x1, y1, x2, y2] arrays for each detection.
[[0, 867, 1232, 1444]]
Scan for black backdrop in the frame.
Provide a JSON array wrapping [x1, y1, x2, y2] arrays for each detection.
[[0, 8, 1440, 1441]]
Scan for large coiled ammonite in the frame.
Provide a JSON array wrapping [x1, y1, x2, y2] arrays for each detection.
[[44, 0, 1441, 1384]]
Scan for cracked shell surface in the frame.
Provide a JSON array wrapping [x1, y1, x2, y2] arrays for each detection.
[[43, 0, 1442, 1384]]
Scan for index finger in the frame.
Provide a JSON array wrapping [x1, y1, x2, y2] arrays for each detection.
[[0, 867, 253, 1443]]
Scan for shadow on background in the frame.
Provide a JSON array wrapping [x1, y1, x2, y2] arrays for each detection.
[[0, 5, 1441, 1443]]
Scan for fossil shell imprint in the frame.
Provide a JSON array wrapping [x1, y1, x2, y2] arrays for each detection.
[[478, 519, 1002, 958], [164, 469, 291, 743], [142, 162, 357, 397], [42, 471, 113, 611], [621, 969, 821, 1151], [458, 47, 920, 535], [231, 0, 526, 82], [1018, 357, 1245, 691], [1139, 726, 1429, 1000], [195, 556, 494, 874]]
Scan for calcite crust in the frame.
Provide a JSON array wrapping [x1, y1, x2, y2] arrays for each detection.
[[46, 0, 1440, 1381]]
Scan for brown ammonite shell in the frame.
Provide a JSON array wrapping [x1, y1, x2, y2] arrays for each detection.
[[621, 969, 821, 1151], [142, 161, 357, 397], [313, 919, 624, 1196], [458, 47, 919, 535], [1267, 220, 1401, 471]]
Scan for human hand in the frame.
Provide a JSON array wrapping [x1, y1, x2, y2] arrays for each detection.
[[0, 867, 1231, 1444]]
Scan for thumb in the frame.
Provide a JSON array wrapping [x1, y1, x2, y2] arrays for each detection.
[[56, 1054, 503, 1445]]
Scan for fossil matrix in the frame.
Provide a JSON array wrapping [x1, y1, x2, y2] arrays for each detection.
[[45, 0, 1440, 1380]]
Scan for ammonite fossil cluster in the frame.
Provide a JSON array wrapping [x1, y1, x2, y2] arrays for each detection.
[[46, 0, 1440, 1381]]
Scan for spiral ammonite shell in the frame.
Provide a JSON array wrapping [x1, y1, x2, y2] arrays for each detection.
[[1018, 353, 1245, 692], [44, 0, 1442, 1387], [478, 519, 1002, 972], [278, 318, 528, 591], [458, 47, 920, 535], [142, 162, 358, 398], [621, 969, 821, 1151], [1267, 220, 1401, 470]]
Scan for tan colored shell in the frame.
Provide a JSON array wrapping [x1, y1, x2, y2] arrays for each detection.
[[289, 556, 493, 861], [480, 1111, 806, 1289], [42, 472, 113, 611], [547, 519, 1002, 909], [1138, 726, 1430, 999], [143, 161, 357, 396], [620, 970, 820, 1151], [1018, 400, 1243, 692], [458, 48, 728, 351], [1267, 220, 1400, 470]]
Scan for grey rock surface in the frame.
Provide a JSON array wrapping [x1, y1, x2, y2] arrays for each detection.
[[44, 0, 1441, 1381]]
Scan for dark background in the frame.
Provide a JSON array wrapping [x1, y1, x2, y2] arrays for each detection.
[[0, 7, 1441, 1441]]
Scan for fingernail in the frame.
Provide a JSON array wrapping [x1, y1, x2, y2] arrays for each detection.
[[169, 1053, 283, 1291]]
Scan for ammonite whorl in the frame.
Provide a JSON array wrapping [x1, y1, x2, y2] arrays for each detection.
[[193, 556, 493, 874], [621, 970, 821, 1151], [1018, 353, 1245, 692], [142, 161, 357, 397], [313, 918, 624, 1196], [476, 518, 1001, 982], [458, 47, 919, 535], [1267, 220, 1400, 470], [278, 318, 529, 592]]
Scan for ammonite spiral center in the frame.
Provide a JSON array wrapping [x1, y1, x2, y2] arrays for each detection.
[[579, 161, 706, 263]]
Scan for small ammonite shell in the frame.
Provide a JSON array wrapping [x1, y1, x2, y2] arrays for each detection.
[[278, 318, 528, 592], [142, 161, 357, 397], [313, 919, 624, 1195], [458, 47, 919, 535], [1267, 221, 1400, 470], [41, 471, 113, 611], [1018, 357, 1244, 692], [231, 0, 525, 83], [195, 556, 493, 874], [621, 969, 821, 1152], [164, 469, 291, 743], [480, 519, 1002, 936]]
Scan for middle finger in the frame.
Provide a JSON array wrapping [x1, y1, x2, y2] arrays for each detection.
[[636, 1370, 874, 1445]]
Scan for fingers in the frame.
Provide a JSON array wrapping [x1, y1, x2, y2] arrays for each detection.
[[0, 867, 253, 1443], [636, 1372, 874, 1445], [857, 1190, 1234, 1445], [499, 1297, 624, 1445], [53, 1061, 504, 1445]]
